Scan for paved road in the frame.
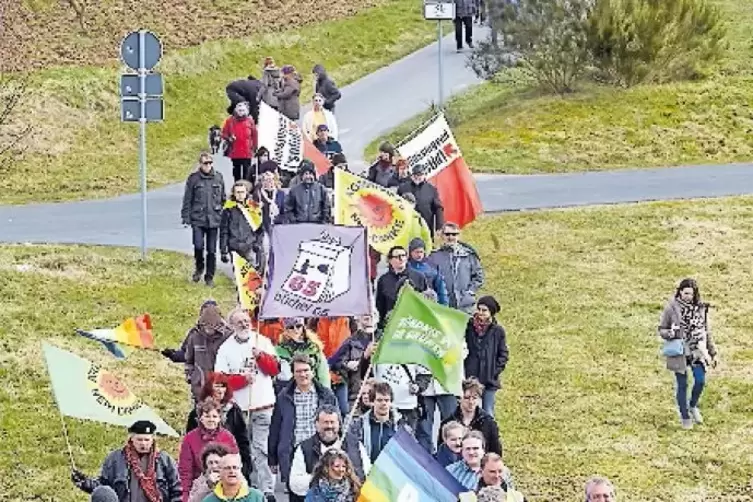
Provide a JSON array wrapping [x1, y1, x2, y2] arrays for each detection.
[[2, 27, 753, 254]]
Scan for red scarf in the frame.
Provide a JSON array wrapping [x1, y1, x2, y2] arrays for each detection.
[[472, 314, 492, 335], [124, 440, 162, 502]]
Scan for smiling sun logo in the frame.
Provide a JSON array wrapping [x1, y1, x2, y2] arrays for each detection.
[[353, 190, 394, 228], [87, 365, 141, 415]]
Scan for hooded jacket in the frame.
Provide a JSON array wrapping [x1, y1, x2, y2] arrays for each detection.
[[427, 242, 484, 313], [178, 427, 239, 501], [283, 180, 332, 224], [408, 258, 449, 306], [184, 325, 233, 400], [221, 115, 258, 160], [181, 169, 226, 228], [350, 409, 409, 462], [312, 64, 342, 111]]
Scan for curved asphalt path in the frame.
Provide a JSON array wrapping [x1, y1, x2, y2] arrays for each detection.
[[2, 27, 753, 253]]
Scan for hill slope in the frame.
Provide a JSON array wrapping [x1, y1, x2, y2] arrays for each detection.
[[2, 0, 382, 70]]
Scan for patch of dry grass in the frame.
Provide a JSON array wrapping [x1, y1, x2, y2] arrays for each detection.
[[0, 245, 236, 501], [463, 196, 753, 501]]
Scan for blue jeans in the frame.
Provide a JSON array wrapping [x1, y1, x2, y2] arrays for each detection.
[[675, 364, 706, 420], [333, 382, 349, 417], [417, 394, 458, 453], [482, 388, 497, 416]]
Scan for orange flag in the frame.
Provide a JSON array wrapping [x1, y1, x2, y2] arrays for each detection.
[[303, 139, 331, 176]]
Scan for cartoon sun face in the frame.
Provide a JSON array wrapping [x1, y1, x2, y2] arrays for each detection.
[[355, 191, 394, 228], [442, 346, 461, 367], [88, 366, 140, 409]]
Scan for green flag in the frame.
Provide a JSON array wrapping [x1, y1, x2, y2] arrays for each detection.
[[373, 285, 469, 395], [42, 342, 178, 436]]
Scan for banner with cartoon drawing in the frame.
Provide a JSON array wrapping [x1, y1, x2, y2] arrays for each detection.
[[232, 253, 262, 312], [42, 342, 178, 436], [258, 224, 372, 319]]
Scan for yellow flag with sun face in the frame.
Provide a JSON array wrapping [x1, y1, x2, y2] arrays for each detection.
[[232, 253, 262, 311], [334, 168, 432, 255]]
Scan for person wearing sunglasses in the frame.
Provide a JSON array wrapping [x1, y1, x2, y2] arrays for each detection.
[[276, 317, 331, 393], [427, 222, 484, 314], [181, 152, 226, 286], [375, 245, 428, 330]]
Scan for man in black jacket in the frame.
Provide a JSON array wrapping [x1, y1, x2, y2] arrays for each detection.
[[282, 161, 332, 224], [226, 75, 263, 122], [219, 180, 264, 271], [312, 64, 342, 112], [397, 163, 444, 237], [181, 152, 226, 287], [375, 245, 428, 329], [288, 404, 370, 501]]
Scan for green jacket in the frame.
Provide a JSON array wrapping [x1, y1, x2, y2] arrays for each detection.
[[276, 339, 331, 388], [201, 482, 264, 502]]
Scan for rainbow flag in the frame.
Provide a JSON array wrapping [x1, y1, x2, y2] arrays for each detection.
[[76, 314, 155, 360], [358, 429, 468, 502]]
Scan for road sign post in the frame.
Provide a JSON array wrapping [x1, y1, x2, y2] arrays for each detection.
[[119, 30, 163, 260], [424, 1, 456, 108]]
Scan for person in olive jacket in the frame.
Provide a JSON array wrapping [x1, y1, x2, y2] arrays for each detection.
[[464, 296, 508, 415], [182, 152, 226, 287]]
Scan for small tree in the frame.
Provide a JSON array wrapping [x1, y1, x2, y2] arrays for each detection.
[[0, 76, 31, 172], [469, 0, 594, 94], [585, 0, 726, 86]]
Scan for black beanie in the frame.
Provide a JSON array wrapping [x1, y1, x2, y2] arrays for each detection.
[[477, 295, 500, 316], [91, 486, 119, 502], [299, 160, 316, 176]]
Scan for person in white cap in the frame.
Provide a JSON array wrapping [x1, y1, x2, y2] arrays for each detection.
[[71, 420, 181, 502]]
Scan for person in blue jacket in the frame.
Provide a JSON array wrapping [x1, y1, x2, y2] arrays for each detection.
[[407, 238, 449, 305]]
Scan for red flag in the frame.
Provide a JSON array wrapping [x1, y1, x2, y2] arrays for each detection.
[[303, 139, 331, 176], [397, 115, 483, 228]]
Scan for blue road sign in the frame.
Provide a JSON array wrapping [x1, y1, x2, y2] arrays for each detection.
[[121, 97, 164, 122], [120, 73, 164, 97], [120, 31, 163, 71]]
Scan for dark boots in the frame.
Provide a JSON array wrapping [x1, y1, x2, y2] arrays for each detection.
[[192, 249, 204, 282], [205, 252, 216, 287]]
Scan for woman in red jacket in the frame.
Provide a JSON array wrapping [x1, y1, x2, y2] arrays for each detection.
[[222, 101, 259, 184], [178, 398, 238, 501]]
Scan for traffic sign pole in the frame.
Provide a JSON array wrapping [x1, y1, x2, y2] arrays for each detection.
[[138, 30, 148, 260], [438, 20, 444, 107]]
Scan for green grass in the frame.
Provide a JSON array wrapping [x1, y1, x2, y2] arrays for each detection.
[[1, 0, 446, 205], [366, 0, 753, 174], [5, 196, 753, 500], [465, 197, 753, 501], [0, 245, 235, 501]]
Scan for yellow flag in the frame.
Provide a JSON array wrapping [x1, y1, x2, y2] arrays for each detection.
[[334, 169, 433, 255], [224, 200, 263, 232], [232, 253, 262, 311]]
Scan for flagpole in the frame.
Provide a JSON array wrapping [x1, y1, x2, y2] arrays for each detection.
[[58, 412, 77, 470], [341, 360, 374, 438]]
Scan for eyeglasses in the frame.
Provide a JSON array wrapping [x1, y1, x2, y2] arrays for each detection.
[[390, 253, 407, 259], [444, 232, 459, 236], [202, 161, 213, 165]]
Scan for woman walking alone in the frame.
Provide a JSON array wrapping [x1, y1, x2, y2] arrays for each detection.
[[658, 278, 718, 429]]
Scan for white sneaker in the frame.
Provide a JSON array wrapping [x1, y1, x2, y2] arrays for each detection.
[[690, 407, 704, 424], [681, 418, 694, 429]]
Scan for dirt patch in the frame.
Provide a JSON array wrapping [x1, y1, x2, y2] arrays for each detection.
[[0, 0, 383, 71]]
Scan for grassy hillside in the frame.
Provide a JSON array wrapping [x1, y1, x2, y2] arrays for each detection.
[[366, 0, 753, 174], [4, 195, 753, 500], [3, 0, 384, 71], [0, 0, 443, 204]]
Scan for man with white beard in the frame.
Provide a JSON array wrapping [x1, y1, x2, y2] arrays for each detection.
[[215, 308, 280, 502]]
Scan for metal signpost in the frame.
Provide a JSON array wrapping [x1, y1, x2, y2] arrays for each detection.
[[120, 30, 164, 260], [424, 1, 456, 107]]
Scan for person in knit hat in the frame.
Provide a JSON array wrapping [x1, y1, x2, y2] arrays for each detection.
[[184, 300, 234, 402], [463, 295, 508, 415], [407, 237, 449, 306], [283, 160, 331, 224]]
